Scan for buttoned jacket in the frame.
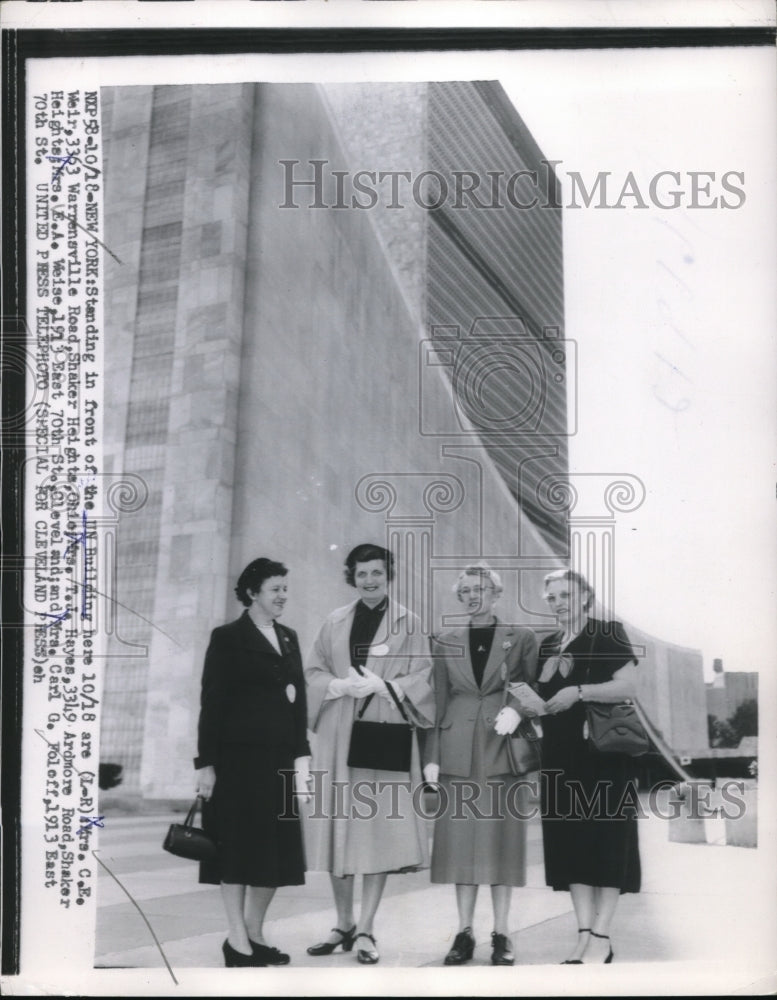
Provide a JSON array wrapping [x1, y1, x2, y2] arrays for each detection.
[[195, 610, 310, 769], [426, 621, 538, 778]]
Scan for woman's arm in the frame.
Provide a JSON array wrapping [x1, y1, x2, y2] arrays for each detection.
[[545, 662, 637, 714], [194, 628, 227, 769], [384, 629, 435, 728], [304, 620, 337, 731], [423, 637, 449, 769], [497, 630, 541, 730], [289, 634, 312, 760], [579, 661, 637, 703]]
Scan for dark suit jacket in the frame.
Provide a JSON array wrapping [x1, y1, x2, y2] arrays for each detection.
[[194, 610, 311, 769]]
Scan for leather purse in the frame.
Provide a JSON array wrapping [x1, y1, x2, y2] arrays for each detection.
[[585, 700, 650, 756], [163, 796, 217, 862], [500, 665, 542, 776], [347, 681, 413, 773], [582, 629, 650, 756]]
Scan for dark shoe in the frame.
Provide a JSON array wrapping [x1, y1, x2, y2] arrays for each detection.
[[444, 927, 475, 965], [222, 939, 266, 967], [250, 941, 290, 965], [307, 925, 357, 956], [355, 932, 379, 964], [561, 927, 591, 964], [491, 931, 514, 966], [589, 930, 614, 964]]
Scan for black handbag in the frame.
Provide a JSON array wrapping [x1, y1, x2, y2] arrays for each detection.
[[500, 666, 542, 776], [163, 796, 217, 862], [347, 681, 413, 773], [585, 701, 650, 756], [584, 630, 650, 756]]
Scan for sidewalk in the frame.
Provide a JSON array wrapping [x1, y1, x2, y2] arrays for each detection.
[[93, 794, 772, 989]]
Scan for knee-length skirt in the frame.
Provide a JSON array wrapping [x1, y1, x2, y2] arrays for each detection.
[[430, 732, 530, 887], [199, 744, 306, 887]]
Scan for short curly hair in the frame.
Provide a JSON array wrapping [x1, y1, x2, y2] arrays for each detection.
[[543, 568, 595, 611], [454, 562, 503, 595], [344, 543, 395, 587], [235, 557, 288, 607]]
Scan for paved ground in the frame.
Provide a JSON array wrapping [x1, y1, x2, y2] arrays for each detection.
[[91, 789, 775, 994]]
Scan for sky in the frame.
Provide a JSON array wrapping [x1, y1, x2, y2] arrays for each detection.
[[496, 47, 777, 676]]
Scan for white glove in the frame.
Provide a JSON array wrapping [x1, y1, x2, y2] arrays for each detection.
[[423, 762, 440, 785], [351, 666, 387, 698], [494, 706, 520, 735], [293, 757, 313, 803], [327, 673, 363, 698]]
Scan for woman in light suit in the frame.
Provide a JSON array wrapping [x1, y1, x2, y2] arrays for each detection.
[[304, 543, 435, 965], [423, 564, 538, 967]]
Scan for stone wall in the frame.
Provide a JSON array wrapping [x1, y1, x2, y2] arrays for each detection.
[[101, 82, 562, 798]]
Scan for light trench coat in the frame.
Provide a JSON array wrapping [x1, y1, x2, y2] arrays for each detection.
[[304, 599, 435, 876]]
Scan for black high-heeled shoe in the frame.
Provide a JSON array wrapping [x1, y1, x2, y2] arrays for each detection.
[[250, 940, 290, 965], [589, 930, 614, 964], [307, 925, 357, 956], [561, 927, 591, 965], [222, 939, 266, 967], [355, 932, 379, 964]]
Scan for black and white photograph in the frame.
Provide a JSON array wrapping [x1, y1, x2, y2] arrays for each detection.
[[3, 2, 777, 996]]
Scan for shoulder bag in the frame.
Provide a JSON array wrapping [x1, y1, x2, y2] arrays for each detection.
[[163, 796, 217, 862], [584, 628, 650, 756], [347, 681, 413, 773], [585, 700, 650, 756]]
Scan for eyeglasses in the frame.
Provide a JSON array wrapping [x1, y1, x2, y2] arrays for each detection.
[[458, 585, 494, 597]]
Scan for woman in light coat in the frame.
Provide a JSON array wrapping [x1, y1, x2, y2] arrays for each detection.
[[304, 543, 435, 965]]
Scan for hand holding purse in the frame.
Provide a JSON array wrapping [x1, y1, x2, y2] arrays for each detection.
[[499, 665, 542, 776], [163, 796, 217, 862]]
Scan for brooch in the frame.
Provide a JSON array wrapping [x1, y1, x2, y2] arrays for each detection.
[[502, 640, 512, 651]]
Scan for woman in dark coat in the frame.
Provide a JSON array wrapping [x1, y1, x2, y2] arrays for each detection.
[[195, 558, 311, 968], [424, 564, 538, 967], [537, 568, 641, 964]]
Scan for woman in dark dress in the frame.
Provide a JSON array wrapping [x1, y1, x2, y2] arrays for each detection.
[[195, 558, 312, 968], [537, 569, 641, 965]]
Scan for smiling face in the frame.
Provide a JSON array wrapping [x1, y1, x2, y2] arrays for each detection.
[[543, 577, 588, 631], [457, 575, 498, 621], [353, 559, 388, 607], [248, 575, 288, 623]]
